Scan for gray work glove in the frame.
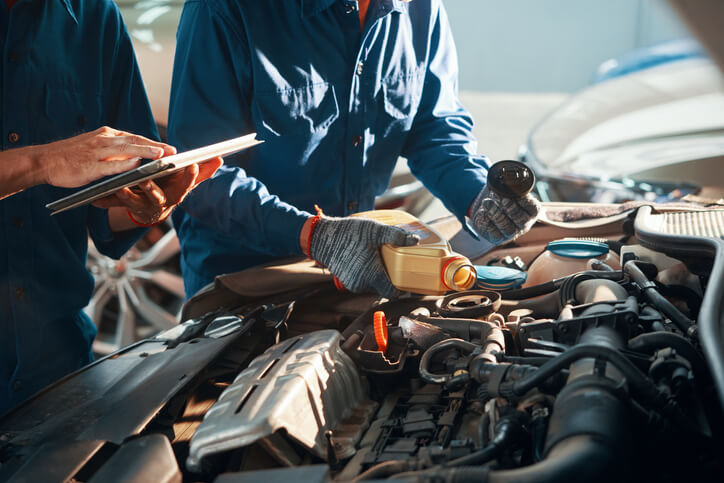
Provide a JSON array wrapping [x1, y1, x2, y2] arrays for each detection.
[[310, 216, 419, 298], [469, 185, 541, 244]]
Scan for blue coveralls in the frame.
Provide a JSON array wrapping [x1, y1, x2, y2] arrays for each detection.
[[0, 0, 157, 414]]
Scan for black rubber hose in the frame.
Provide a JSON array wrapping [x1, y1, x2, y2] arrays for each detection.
[[498, 355, 552, 366], [417, 316, 503, 347], [628, 331, 707, 377], [589, 259, 615, 271], [559, 270, 624, 306], [500, 278, 565, 300], [446, 413, 527, 468], [531, 415, 547, 462], [419, 338, 478, 384], [444, 444, 499, 468], [477, 413, 491, 448], [624, 261, 696, 338], [604, 239, 624, 254], [473, 344, 663, 407]]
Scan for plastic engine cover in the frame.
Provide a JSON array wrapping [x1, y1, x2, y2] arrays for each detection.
[[187, 330, 375, 470]]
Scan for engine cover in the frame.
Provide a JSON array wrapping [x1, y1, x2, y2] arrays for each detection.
[[187, 330, 377, 470]]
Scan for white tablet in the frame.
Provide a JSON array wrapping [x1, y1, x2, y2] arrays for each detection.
[[46, 133, 262, 215]]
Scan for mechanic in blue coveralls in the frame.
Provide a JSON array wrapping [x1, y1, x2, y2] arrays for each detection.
[[0, 0, 222, 414], [169, 0, 540, 299]]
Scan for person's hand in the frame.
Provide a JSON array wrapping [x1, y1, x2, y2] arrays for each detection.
[[39, 126, 175, 188], [309, 215, 419, 298], [92, 157, 223, 225], [469, 185, 540, 244]]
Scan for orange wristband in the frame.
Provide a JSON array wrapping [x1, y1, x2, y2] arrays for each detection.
[[126, 209, 168, 228], [305, 204, 325, 258]]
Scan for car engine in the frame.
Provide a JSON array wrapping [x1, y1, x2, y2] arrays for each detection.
[[183, 269, 719, 481], [1, 205, 724, 482]]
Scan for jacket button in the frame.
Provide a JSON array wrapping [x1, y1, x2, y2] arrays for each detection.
[[352, 135, 363, 147], [8, 132, 19, 144], [12, 217, 23, 228], [15, 287, 25, 300], [347, 201, 359, 212]]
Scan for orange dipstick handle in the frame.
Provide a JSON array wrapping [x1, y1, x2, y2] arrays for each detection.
[[373, 311, 388, 353]]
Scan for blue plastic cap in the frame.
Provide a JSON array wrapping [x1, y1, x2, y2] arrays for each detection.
[[474, 265, 527, 290], [547, 239, 608, 259]]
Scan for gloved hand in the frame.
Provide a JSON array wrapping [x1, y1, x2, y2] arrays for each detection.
[[469, 185, 541, 244], [310, 216, 419, 298]]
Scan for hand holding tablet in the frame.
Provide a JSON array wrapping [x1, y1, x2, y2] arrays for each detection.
[[46, 133, 262, 215]]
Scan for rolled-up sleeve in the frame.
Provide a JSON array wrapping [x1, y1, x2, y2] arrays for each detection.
[[402, 2, 489, 221], [168, 0, 309, 256]]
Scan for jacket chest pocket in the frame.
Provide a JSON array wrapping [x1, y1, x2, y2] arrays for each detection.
[[381, 69, 425, 121], [255, 82, 339, 135], [253, 82, 340, 164]]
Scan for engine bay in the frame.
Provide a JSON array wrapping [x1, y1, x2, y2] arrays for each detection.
[[2, 204, 724, 482]]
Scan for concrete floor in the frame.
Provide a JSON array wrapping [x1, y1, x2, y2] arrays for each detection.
[[417, 91, 567, 221]]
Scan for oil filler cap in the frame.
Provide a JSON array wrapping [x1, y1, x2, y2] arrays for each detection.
[[474, 265, 527, 290], [487, 160, 536, 198], [547, 239, 608, 259]]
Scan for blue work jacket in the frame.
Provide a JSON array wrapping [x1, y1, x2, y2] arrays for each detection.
[[169, 0, 489, 297], [0, 0, 157, 414]]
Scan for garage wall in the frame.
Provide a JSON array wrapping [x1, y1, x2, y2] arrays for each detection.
[[445, 0, 692, 92]]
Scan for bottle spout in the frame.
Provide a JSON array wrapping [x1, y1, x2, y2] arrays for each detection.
[[442, 257, 477, 291]]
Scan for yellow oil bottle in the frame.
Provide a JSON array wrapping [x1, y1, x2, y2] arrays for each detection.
[[352, 210, 476, 295]]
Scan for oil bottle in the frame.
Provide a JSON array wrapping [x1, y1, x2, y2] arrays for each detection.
[[351, 210, 476, 295]]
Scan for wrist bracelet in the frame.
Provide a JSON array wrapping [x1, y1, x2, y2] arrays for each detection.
[[126, 209, 168, 228], [305, 204, 324, 258], [305, 204, 324, 257]]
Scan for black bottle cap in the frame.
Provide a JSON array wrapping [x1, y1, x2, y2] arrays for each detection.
[[487, 160, 536, 198]]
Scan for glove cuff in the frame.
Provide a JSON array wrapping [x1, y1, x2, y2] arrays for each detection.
[[304, 205, 325, 258]]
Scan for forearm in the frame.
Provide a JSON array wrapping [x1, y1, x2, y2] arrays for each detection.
[[107, 207, 140, 232], [0, 145, 46, 200], [179, 166, 311, 257], [87, 205, 146, 259], [405, 138, 489, 220]]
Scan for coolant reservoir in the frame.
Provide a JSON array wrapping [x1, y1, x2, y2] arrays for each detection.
[[523, 239, 620, 288], [351, 210, 476, 295]]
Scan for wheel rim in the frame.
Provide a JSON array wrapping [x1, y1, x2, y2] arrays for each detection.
[[85, 221, 184, 355]]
